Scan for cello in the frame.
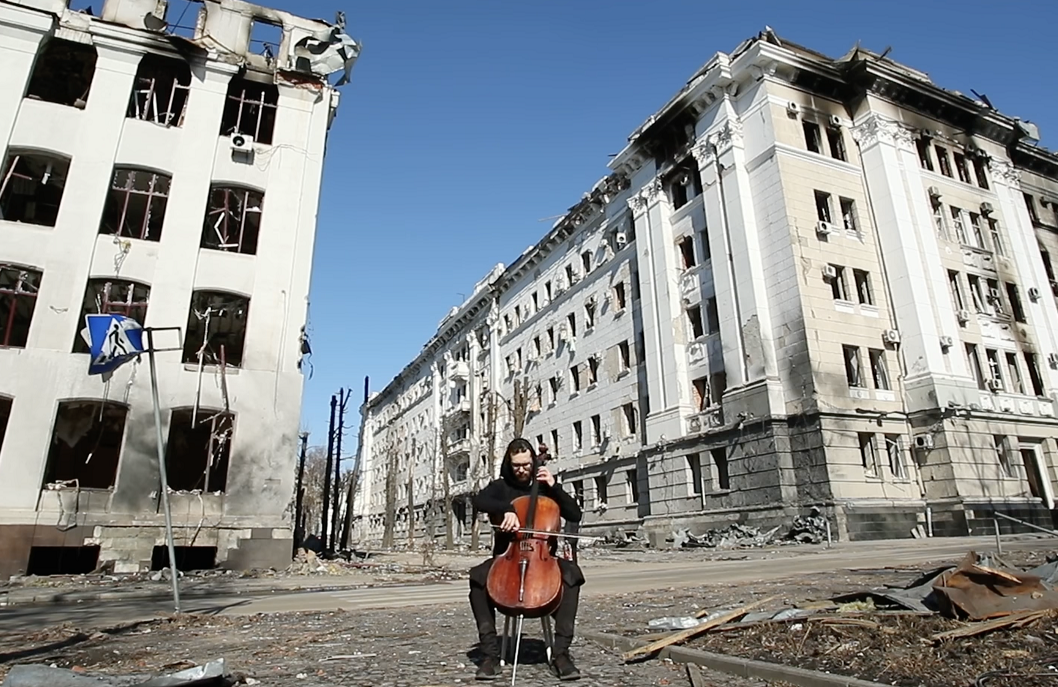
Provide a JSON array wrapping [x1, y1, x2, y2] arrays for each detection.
[[485, 454, 564, 681]]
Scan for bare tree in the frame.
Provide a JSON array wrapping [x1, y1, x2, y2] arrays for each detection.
[[382, 439, 398, 549], [407, 437, 416, 547], [298, 446, 328, 542]]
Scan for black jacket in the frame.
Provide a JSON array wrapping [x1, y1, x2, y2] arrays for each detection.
[[473, 465, 582, 557]]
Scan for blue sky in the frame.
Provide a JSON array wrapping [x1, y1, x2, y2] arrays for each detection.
[[290, 0, 1058, 449]]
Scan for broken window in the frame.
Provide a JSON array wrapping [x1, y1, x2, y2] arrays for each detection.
[[1024, 352, 1045, 396], [869, 349, 890, 390], [182, 291, 250, 367], [590, 414, 601, 446], [954, 152, 971, 184], [988, 218, 1006, 256], [859, 433, 877, 476], [584, 298, 596, 328], [166, 409, 233, 492], [951, 207, 969, 245], [595, 475, 608, 506], [1025, 193, 1039, 223], [843, 345, 863, 388], [830, 265, 849, 301], [994, 436, 1014, 477], [569, 365, 581, 392], [626, 469, 639, 503], [678, 235, 696, 269], [127, 54, 190, 127], [827, 127, 847, 161], [0, 396, 10, 455], [623, 402, 638, 435], [221, 77, 278, 145], [815, 191, 832, 223], [973, 158, 990, 189], [705, 297, 719, 334], [948, 271, 965, 311], [966, 344, 986, 390], [935, 146, 953, 177], [99, 168, 171, 241], [43, 401, 127, 489], [201, 186, 264, 254], [710, 447, 729, 490], [73, 278, 151, 353], [803, 121, 822, 154], [985, 348, 1004, 390], [1006, 283, 1026, 323], [26, 39, 97, 108], [573, 420, 583, 449], [618, 340, 631, 371], [0, 152, 71, 226], [613, 281, 627, 311], [692, 377, 709, 411], [581, 250, 592, 274], [840, 198, 858, 232], [687, 454, 703, 495], [587, 356, 599, 385], [916, 137, 933, 171], [1, 265, 42, 348], [687, 305, 704, 339], [886, 435, 905, 479], [1005, 352, 1025, 394], [854, 270, 874, 305]]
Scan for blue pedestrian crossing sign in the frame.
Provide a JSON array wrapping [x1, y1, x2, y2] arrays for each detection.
[[80, 314, 146, 377]]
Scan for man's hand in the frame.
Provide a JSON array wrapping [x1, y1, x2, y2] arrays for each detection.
[[536, 466, 555, 487], [499, 512, 520, 532]]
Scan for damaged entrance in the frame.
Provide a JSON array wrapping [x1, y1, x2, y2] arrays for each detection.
[[42, 401, 128, 489], [165, 409, 233, 492]]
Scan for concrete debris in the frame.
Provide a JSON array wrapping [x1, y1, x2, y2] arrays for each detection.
[[1, 659, 232, 687], [284, 548, 462, 581], [667, 509, 830, 550]]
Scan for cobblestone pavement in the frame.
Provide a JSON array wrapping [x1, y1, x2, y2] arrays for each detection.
[[0, 596, 771, 687]]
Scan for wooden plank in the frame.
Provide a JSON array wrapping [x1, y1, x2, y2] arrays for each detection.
[[931, 608, 1055, 641], [685, 662, 706, 687], [622, 595, 778, 662]]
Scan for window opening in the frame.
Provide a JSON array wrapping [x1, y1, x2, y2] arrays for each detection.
[[182, 291, 250, 367], [951, 207, 968, 245], [151, 546, 217, 572], [73, 279, 150, 353], [1025, 194, 1039, 223], [869, 349, 890, 390], [626, 469, 639, 503], [1024, 352, 1045, 396], [220, 78, 279, 145], [840, 198, 858, 232], [916, 137, 933, 171], [678, 235, 696, 269], [248, 18, 283, 60], [0, 396, 10, 454], [885, 435, 905, 478], [27, 547, 100, 576], [595, 475, 607, 506], [613, 281, 627, 310], [954, 153, 971, 183], [1006, 283, 1026, 323], [985, 348, 1004, 390], [43, 401, 127, 489], [26, 39, 97, 107], [127, 54, 190, 127], [859, 433, 876, 476], [830, 265, 849, 301], [165, 409, 232, 492], [623, 402, 638, 435], [569, 365, 581, 393], [966, 344, 986, 390], [994, 436, 1014, 477], [705, 297, 719, 334], [988, 219, 1005, 256], [573, 421, 583, 449], [618, 340, 631, 371], [584, 298, 596, 328], [968, 213, 985, 249], [827, 127, 847, 161], [100, 168, 171, 241], [973, 159, 990, 189], [0, 266, 42, 348], [0, 153, 70, 226], [854, 269, 874, 305], [590, 414, 601, 446], [686, 454, 702, 495], [711, 447, 729, 490], [587, 356, 599, 385], [814, 191, 832, 223], [843, 345, 863, 387], [687, 305, 704, 339], [692, 377, 709, 411], [935, 146, 953, 177], [202, 186, 264, 255], [1005, 353, 1025, 394], [948, 271, 964, 310], [581, 250, 592, 274], [803, 121, 822, 153]]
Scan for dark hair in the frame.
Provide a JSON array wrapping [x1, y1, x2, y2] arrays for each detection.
[[504, 438, 535, 462], [499, 438, 536, 484]]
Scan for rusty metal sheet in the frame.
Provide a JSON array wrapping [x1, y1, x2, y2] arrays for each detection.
[[931, 551, 1058, 620]]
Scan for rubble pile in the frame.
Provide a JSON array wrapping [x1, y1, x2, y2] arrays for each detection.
[[669, 508, 830, 549]]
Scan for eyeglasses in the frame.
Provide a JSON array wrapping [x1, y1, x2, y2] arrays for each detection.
[[511, 462, 533, 471]]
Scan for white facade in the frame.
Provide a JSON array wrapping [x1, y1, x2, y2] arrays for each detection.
[[357, 30, 1058, 547], [0, 0, 357, 576]]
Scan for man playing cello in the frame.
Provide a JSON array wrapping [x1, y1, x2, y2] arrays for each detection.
[[468, 438, 583, 681]]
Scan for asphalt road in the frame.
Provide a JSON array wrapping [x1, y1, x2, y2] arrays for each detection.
[[0, 535, 1049, 633]]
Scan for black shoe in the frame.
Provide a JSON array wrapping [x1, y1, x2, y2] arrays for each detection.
[[550, 653, 581, 681], [475, 656, 501, 680]]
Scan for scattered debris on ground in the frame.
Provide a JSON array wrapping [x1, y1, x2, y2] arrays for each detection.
[[1, 659, 234, 687], [622, 549, 1058, 687], [667, 508, 831, 550]]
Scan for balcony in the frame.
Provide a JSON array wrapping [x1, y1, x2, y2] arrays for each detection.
[[446, 398, 471, 416], [448, 360, 470, 380], [447, 438, 471, 455], [687, 406, 724, 433]]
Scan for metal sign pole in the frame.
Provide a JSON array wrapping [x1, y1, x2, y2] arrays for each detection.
[[146, 327, 181, 613]]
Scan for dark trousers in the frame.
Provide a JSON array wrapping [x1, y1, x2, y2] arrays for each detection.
[[468, 557, 583, 657]]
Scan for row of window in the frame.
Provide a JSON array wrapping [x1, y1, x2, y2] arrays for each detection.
[[947, 270, 1027, 323], [0, 397, 232, 492], [0, 154, 265, 255], [535, 403, 640, 457], [965, 343, 1046, 396], [0, 267, 250, 367], [931, 201, 1005, 254], [916, 136, 990, 189], [27, 41, 280, 143]]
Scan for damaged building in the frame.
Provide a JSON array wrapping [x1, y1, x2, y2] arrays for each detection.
[[354, 30, 1058, 547], [0, 0, 358, 577]]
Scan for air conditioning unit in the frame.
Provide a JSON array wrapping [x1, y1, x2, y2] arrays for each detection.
[[828, 114, 842, 128], [614, 230, 628, 246], [986, 378, 1003, 392], [939, 335, 954, 349], [816, 221, 837, 236], [822, 264, 838, 280], [980, 201, 994, 215], [230, 133, 254, 153], [1028, 287, 1041, 302], [914, 435, 934, 450], [1048, 353, 1058, 368], [882, 329, 902, 345], [956, 309, 971, 324], [787, 101, 801, 116], [988, 287, 1002, 302], [928, 186, 942, 199]]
